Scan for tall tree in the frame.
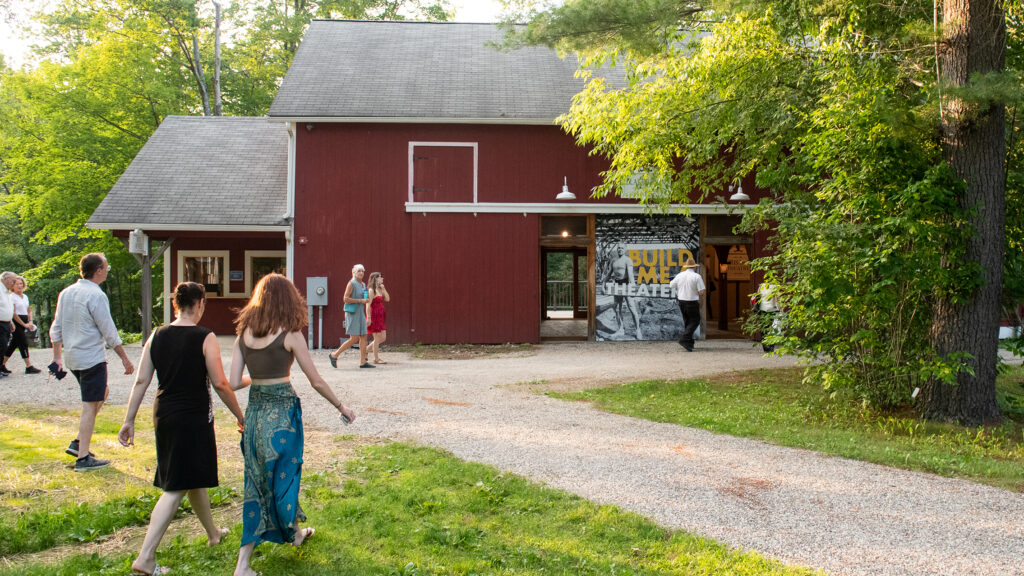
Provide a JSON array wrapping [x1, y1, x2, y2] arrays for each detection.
[[506, 0, 1017, 424], [920, 0, 1008, 423]]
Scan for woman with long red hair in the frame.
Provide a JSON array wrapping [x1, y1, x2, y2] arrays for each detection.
[[230, 273, 355, 576]]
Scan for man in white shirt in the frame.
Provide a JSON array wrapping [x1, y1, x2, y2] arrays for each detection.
[[669, 260, 706, 352], [0, 272, 16, 377], [50, 253, 135, 471]]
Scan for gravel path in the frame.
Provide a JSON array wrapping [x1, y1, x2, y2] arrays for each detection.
[[4, 340, 1022, 576]]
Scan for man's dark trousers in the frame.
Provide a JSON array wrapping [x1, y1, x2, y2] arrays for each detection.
[[677, 300, 701, 350]]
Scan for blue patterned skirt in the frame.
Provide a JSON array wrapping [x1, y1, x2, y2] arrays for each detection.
[[240, 382, 305, 547]]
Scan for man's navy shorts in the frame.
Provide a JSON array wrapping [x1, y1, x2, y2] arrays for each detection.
[[72, 362, 108, 402]]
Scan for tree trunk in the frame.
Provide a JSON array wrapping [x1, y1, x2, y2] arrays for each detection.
[[213, 1, 223, 116], [922, 0, 1006, 425], [193, 35, 211, 116]]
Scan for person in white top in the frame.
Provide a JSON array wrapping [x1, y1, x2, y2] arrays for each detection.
[[669, 260, 706, 352], [50, 253, 135, 472], [757, 283, 780, 313], [3, 276, 41, 374], [0, 272, 15, 378]]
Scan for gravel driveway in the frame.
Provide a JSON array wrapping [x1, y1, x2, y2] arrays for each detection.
[[4, 340, 1022, 576]]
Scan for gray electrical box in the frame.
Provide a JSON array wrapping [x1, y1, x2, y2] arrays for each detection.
[[306, 277, 328, 306]]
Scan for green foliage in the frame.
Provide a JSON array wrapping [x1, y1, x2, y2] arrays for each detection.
[[1004, 3, 1024, 345], [552, 368, 1024, 492], [515, 0, 1022, 411]]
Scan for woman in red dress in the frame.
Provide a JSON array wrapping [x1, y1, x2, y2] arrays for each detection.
[[365, 272, 390, 364]]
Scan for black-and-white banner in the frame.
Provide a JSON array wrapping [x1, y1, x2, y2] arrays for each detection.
[[595, 215, 700, 341]]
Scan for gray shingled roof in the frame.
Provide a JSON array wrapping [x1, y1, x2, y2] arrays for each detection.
[[88, 116, 288, 231], [269, 20, 597, 121]]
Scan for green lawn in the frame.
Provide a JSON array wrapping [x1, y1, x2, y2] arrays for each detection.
[[0, 406, 242, 557], [1, 407, 820, 575], [551, 366, 1024, 492]]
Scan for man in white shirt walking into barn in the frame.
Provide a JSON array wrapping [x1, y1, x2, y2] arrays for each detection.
[[669, 259, 705, 352]]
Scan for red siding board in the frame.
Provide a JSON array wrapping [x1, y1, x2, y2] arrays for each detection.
[[294, 124, 565, 345], [409, 213, 539, 344], [169, 236, 286, 335]]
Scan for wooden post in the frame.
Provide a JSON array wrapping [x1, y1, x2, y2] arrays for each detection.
[[123, 236, 175, 344]]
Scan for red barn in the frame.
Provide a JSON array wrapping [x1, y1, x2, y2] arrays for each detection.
[[90, 20, 768, 345]]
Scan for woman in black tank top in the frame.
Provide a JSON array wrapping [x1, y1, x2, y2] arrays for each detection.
[[118, 283, 245, 576]]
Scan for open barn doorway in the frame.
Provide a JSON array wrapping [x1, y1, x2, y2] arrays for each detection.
[[539, 215, 591, 341], [540, 248, 588, 340]]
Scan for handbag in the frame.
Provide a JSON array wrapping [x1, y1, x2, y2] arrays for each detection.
[[344, 302, 357, 313]]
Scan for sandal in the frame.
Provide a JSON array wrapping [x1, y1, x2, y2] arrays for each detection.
[[208, 527, 230, 546], [131, 565, 171, 576], [292, 527, 315, 547], [329, 355, 337, 369], [374, 359, 387, 364]]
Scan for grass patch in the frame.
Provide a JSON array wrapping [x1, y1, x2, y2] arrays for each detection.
[[0, 406, 242, 556], [387, 343, 535, 360], [3, 443, 820, 575], [552, 367, 1024, 492]]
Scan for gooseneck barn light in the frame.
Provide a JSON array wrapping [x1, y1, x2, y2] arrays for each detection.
[[555, 177, 576, 201]]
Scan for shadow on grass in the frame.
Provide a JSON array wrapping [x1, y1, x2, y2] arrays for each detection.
[[2, 443, 821, 576]]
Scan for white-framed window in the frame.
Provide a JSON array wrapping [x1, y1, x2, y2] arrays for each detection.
[[408, 141, 478, 203], [245, 250, 287, 296], [178, 250, 231, 298]]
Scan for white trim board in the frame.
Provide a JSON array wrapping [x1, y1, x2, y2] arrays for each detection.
[[87, 223, 288, 233], [404, 202, 752, 215], [408, 142, 479, 204], [270, 116, 557, 126]]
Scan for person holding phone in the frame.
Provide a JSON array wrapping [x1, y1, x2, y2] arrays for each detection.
[[328, 264, 374, 369], [230, 273, 355, 576], [365, 272, 390, 364]]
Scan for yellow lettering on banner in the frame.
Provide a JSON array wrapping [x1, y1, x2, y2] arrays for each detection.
[[628, 250, 642, 266], [678, 249, 695, 266], [660, 267, 672, 283], [667, 250, 677, 267], [637, 267, 659, 284], [641, 250, 657, 267]]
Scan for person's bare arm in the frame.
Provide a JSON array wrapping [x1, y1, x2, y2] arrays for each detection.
[[229, 337, 251, 391], [285, 332, 355, 423], [204, 332, 245, 428], [119, 333, 156, 447], [113, 344, 135, 375], [342, 281, 359, 304]]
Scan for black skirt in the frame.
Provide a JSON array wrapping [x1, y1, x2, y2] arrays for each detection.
[[153, 401, 219, 490]]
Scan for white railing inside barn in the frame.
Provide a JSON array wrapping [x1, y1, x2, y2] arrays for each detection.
[[546, 281, 588, 311]]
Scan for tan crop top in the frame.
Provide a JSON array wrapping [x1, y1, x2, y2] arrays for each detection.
[[238, 331, 293, 379]]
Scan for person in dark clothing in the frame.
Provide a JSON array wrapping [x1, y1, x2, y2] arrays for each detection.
[[118, 282, 244, 576]]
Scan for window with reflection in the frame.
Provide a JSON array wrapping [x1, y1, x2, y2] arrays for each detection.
[[250, 257, 286, 290], [182, 255, 225, 297]]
